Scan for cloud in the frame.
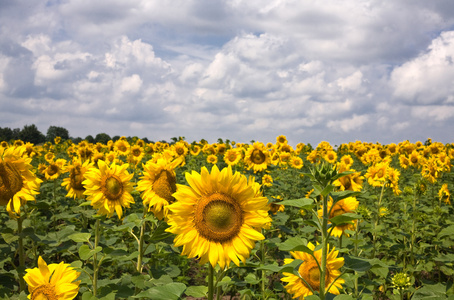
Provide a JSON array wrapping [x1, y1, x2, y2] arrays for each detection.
[[391, 30, 454, 105]]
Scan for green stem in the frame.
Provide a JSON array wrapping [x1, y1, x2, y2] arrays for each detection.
[[319, 194, 329, 300], [372, 183, 386, 258], [17, 216, 26, 292], [93, 219, 100, 297], [208, 264, 214, 300], [260, 239, 266, 300], [137, 206, 147, 273]]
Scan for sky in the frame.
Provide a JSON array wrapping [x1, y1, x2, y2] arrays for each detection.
[[1, 0, 454, 147]]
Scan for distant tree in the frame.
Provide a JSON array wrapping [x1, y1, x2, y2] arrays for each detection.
[[112, 136, 121, 142], [95, 133, 111, 144], [19, 124, 45, 144], [0, 127, 13, 142], [72, 137, 83, 144], [12, 128, 21, 140], [85, 135, 95, 143], [46, 126, 69, 143], [142, 137, 150, 144]]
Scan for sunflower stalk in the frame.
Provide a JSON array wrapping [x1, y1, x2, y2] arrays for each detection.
[[208, 264, 215, 300], [17, 215, 26, 292], [92, 218, 100, 297], [319, 193, 329, 300], [136, 206, 147, 273], [372, 182, 386, 258]]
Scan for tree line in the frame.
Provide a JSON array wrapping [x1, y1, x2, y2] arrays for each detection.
[[0, 124, 152, 145]]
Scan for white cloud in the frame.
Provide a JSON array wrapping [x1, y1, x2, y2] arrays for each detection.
[[327, 114, 369, 133], [391, 31, 454, 104], [120, 74, 142, 93]]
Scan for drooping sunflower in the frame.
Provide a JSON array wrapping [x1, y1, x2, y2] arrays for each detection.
[[318, 197, 359, 237], [166, 165, 271, 269], [82, 160, 135, 219], [24, 256, 80, 300], [244, 142, 270, 172], [281, 242, 344, 298], [62, 159, 93, 199], [136, 157, 182, 220], [0, 146, 42, 217]]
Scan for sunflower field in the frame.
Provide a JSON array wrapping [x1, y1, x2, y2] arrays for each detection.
[[1, 136, 454, 300]]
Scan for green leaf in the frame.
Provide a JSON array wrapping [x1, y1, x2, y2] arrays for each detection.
[[331, 190, 362, 202], [68, 233, 92, 243], [78, 244, 102, 260], [320, 184, 335, 197], [343, 256, 371, 272], [438, 225, 454, 239], [333, 295, 356, 300], [412, 283, 447, 299], [244, 273, 260, 285], [277, 198, 314, 208], [1, 233, 19, 244], [184, 286, 208, 298], [149, 221, 172, 241], [329, 213, 361, 226], [140, 283, 186, 300], [278, 237, 312, 254]]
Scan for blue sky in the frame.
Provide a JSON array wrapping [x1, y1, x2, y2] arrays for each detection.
[[1, 0, 454, 146]]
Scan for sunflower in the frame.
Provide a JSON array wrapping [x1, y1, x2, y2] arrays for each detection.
[[62, 159, 93, 199], [244, 142, 270, 172], [207, 154, 218, 164], [262, 174, 273, 187], [24, 256, 80, 300], [439, 183, 450, 205], [289, 156, 304, 169], [42, 159, 67, 181], [82, 160, 135, 219], [190, 144, 202, 156], [128, 144, 144, 165], [319, 197, 359, 237], [137, 157, 182, 220], [166, 165, 271, 269], [276, 135, 288, 146], [114, 139, 130, 156], [0, 146, 42, 217], [224, 149, 242, 166], [281, 242, 344, 298]]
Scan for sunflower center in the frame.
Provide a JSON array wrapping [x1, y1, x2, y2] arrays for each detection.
[[132, 148, 141, 157], [47, 164, 59, 176], [301, 264, 329, 292], [153, 170, 176, 202], [0, 162, 23, 206], [70, 167, 84, 191], [330, 206, 346, 218], [176, 147, 185, 155], [251, 150, 265, 164], [31, 283, 58, 300], [102, 176, 123, 201], [226, 152, 236, 162], [195, 192, 243, 243]]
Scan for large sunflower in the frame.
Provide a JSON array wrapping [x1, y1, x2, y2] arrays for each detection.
[[24, 256, 80, 300], [166, 165, 271, 269], [0, 146, 42, 217], [281, 242, 344, 299], [136, 157, 181, 220], [82, 160, 134, 219]]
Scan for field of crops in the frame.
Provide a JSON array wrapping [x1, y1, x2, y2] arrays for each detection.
[[1, 136, 453, 300]]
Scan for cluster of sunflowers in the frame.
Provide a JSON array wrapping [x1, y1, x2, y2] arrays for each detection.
[[1, 135, 453, 299]]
